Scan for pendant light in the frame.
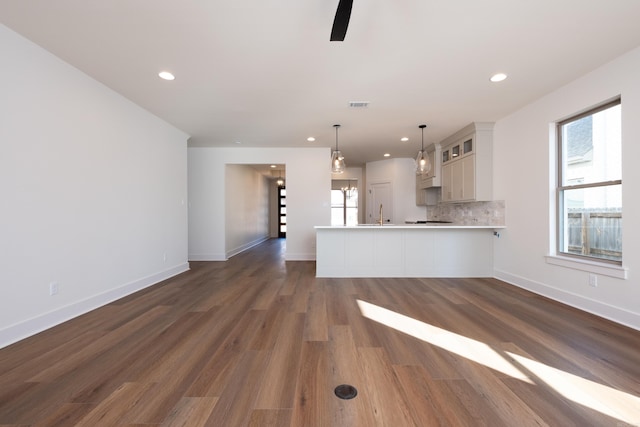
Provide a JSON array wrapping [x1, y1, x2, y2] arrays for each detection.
[[276, 169, 284, 187], [331, 124, 346, 173], [416, 124, 432, 175], [341, 179, 356, 199]]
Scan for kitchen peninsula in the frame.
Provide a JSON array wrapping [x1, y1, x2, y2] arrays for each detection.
[[317, 122, 504, 278], [315, 224, 504, 278]]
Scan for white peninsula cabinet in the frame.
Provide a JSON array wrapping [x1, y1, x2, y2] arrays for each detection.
[[440, 122, 494, 202], [315, 224, 501, 278]]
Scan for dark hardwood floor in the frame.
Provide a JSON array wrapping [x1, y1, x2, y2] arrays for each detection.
[[1, 238, 639, 426]]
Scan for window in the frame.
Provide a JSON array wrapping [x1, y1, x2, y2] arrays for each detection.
[[331, 180, 358, 225], [557, 99, 621, 264]]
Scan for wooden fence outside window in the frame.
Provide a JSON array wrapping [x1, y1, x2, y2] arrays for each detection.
[[567, 210, 622, 261]]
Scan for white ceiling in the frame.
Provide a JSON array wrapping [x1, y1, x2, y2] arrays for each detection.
[[2, 1, 640, 166]]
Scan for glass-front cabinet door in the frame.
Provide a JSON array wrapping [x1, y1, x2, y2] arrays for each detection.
[[463, 137, 473, 154]]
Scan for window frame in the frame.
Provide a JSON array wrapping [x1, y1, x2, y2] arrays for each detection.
[[555, 98, 622, 266], [330, 188, 358, 226]]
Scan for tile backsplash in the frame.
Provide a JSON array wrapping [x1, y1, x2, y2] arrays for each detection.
[[427, 200, 505, 226]]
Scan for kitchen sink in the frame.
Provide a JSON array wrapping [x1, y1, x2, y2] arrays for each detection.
[[416, 220, 452, 224]]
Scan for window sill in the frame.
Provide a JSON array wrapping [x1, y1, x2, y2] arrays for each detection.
[[545, 255, 628, 279]]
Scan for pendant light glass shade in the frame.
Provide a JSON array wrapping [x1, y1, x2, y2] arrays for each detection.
[[332, 151, 345, 173], [416, 150, 431, 174], [276, 169, 284, 187], [331, 124, 346, 173], [416, 124, 432, 175]]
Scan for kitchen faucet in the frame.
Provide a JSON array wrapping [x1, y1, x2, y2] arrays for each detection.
[[378, 204, 383, 225]]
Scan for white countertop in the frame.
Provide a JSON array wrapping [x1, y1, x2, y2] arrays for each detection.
[[315, 224, 505, 229]]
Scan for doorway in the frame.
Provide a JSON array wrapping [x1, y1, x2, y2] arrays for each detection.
[[369, 181, 392, 224]]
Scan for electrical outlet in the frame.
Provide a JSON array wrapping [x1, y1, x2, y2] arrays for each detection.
[[49, 282, 59, 296], [589, 274, 598, 287]]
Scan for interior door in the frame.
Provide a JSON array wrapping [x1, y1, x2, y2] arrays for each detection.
[[369, 181, 393, 224]]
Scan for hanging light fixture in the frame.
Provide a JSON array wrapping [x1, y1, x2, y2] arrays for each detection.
[[276, 169, 284, 187], [331, 124, 346, 173], [415, 124, 432, 175], [341, 179, 356, 199]]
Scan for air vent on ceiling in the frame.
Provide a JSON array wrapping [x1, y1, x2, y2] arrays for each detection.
[[349, 101, 370, 108]]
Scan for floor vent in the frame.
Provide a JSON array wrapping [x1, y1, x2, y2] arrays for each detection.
[[334, 384, 358, 400]]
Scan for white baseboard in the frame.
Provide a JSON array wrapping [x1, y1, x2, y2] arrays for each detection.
[[0, 263, 190, 349], [226, 236, 270, 259], [494, 269, 640, 332], [285, 253, 316, 261], [188, 253, 227, 261]]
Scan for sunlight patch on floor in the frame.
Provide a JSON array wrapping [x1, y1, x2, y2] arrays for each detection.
[[507, 352, 640, 425], [356, 300, 532, 382], [357, 299, 640, 426]]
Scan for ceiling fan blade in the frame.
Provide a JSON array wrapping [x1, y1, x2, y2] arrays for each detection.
[[330, 0, 353, 41]]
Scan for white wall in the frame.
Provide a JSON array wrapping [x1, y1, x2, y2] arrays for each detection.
[[225, 165, 270, 257], [366, 158, 427, 223], [0, 25, 190, 347], [493, 46, 640, 330], [188, 147, 330, 261]]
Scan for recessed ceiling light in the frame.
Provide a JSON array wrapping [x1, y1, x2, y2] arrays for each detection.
[[307, 137, 316, 142], [490, 73, 507, 82], [270, 165, 277, 168], [234, 141, 241, 144], [384, 153, 391, 157], [401, 137, 409, 142], [158, 71, 175, 81]]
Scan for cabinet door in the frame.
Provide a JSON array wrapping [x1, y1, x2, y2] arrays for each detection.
[[416, 174, 431, 189], [441, 163, 452, 201], [451, 144, 460, 160], [451, 160, 464, 200], [463, 137, 473, 155], [416, 188, 426, 206], [442, 155, 475, 202], [416, 174, 426, 205], [461, 155, 475, 200]]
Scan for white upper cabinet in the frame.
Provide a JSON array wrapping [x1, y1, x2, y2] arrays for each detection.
[[439, 123, 494, 202]]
